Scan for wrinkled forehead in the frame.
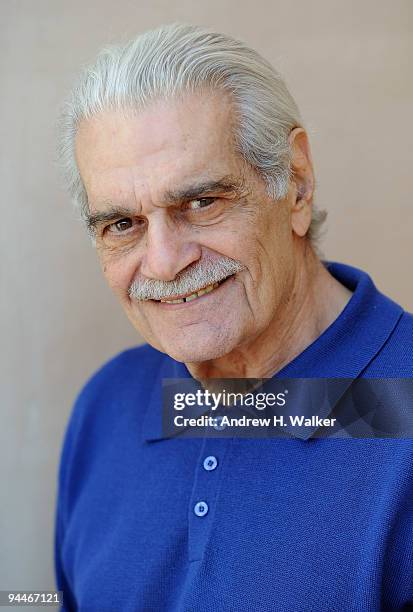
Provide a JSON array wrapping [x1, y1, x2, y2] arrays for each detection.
[[74, 91, 243, 209]]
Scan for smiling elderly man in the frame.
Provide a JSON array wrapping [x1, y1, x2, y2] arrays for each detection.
[[55, 24, 413, 611]]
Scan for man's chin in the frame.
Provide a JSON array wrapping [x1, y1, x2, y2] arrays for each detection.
[[158, 339, 232, 364]]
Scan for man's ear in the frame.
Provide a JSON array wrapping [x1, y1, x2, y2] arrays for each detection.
[[288, 127, 315, 238]]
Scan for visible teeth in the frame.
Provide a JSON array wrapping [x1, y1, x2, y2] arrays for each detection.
[[160, 281, 221, 304], [185, 292, 198, 302], [198, 283, 217, 297]]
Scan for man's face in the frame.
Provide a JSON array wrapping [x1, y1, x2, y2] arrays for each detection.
[[75, 92, 299, 363]]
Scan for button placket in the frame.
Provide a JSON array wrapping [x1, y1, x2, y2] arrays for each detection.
[[187, 436, 233, 562]]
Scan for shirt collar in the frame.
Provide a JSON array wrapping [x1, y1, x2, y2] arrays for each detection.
[[143, 261, 404, 442]]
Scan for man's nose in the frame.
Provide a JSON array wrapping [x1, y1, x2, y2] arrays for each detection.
[[140, 218, 201, 281]]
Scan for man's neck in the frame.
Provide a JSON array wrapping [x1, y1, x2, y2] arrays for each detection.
[[185, 249, 353, 381]]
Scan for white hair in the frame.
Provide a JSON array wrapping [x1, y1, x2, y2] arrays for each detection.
[[57, 23, 326, 244]]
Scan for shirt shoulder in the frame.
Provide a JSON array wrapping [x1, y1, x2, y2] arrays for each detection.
[[78, 342, 165, 397], [69, 343, 165, 433], [56, 344, 166, 518], [60, 344, 164, 466]]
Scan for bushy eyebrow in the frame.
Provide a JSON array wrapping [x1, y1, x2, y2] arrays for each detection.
[[85, 206, 138, 233], [85, 175, 246, 232], [163, 176, 246, 203]]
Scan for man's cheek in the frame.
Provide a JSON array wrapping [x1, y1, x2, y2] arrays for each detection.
[[102, 264, 134, 295]]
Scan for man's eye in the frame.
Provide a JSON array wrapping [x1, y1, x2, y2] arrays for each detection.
[[108, 218, 135, 233], [186, 197, 216, 211]]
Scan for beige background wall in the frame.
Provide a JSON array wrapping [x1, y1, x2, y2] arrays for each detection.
[[1, 0, 412, 594]]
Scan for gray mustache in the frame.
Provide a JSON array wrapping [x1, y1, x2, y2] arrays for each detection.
[[129, 256, 245, 301]]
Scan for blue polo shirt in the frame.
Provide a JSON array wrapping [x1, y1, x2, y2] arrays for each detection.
[[54, 262, 413, 611]]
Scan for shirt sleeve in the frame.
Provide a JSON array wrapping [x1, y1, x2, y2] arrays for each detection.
[[54, 502, 76, 612], [53, 399, 83, 612]]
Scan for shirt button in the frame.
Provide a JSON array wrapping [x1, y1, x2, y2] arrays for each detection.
[[203, 455, 218, 471], [213, 415, 227, 431], [194, 501, 209, 517]]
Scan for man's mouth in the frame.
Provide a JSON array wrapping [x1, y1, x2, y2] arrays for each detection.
[[153, 275, 233, 304]]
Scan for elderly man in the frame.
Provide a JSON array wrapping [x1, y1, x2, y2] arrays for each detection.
[[55, 24, 413, 611]]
